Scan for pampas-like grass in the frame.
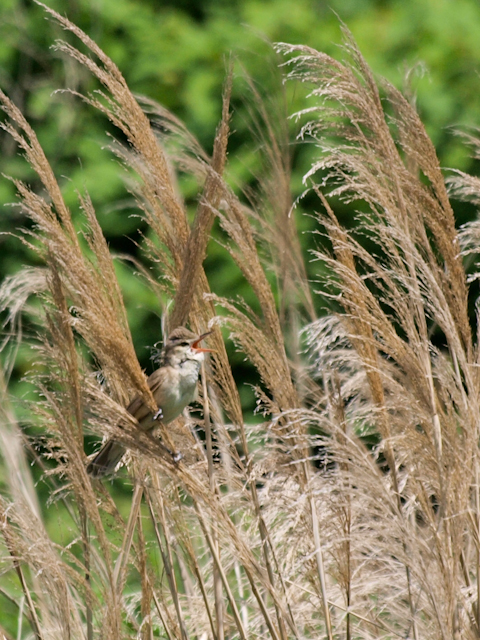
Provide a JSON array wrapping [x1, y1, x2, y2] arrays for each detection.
[[1, 6, 480, 639]]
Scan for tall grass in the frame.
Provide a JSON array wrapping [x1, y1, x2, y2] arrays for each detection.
[[1, 5, 479, 639]]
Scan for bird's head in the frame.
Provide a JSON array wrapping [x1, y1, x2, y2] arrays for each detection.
[[163, 326, 214, 366]]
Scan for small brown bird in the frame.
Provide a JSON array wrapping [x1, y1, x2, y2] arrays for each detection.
[[87, 326, 213, 477]]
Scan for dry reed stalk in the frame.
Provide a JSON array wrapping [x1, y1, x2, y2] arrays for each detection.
[[170, 67, 232, 330], [238, 64, 316, 328], [144, 487, 189, 640], [200, 362, 225, 640]]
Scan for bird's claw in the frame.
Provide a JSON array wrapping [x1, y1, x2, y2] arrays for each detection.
[[153, 407, 163, 421]]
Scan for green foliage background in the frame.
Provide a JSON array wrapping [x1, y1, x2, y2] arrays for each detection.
[[1, 0, 480, 411]]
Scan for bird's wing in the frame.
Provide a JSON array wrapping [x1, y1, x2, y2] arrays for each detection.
[[126, 368, 166, 421]]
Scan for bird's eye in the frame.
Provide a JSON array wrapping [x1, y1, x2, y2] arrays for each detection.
[[178, 341, 190, 347]]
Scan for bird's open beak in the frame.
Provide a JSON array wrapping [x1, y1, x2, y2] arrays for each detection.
[[191, 330, 215, 353]]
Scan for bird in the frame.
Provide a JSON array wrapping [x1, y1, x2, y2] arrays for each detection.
[[87, 326, 213, 477]]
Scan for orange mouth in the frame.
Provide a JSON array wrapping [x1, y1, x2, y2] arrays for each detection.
[[191, 330, 214, 353]]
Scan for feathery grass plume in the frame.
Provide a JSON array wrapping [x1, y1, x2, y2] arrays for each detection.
[[44, 9, 322, 635], [42, 1, 245, 439], [0, 364, 88, 638], [0, 5, 308, 638], [278, 25, 480, 639], [170, 65, 233, 330], [236, 62, 316, 327], [0, 88, 154, 411]]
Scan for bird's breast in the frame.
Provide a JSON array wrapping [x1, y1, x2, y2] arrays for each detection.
[[154, 361, 199, 424]]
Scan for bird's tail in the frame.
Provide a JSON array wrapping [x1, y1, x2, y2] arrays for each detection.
[[86, 439, 125, 478]]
